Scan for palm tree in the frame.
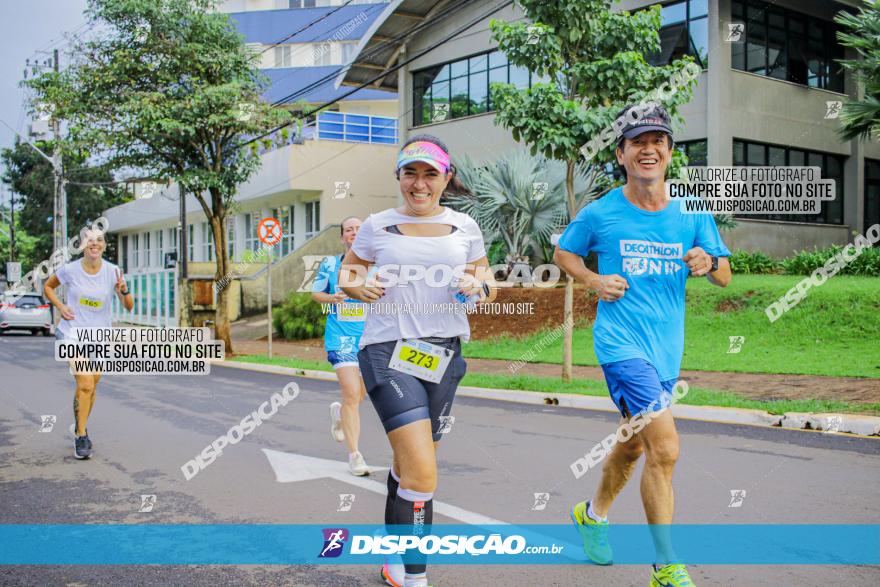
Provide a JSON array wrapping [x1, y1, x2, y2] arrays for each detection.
[[448, 150, 607, 279], [835, 2, 880, 141]]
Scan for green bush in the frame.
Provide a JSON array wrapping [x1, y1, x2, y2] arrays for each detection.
[[272, 292, 326, 340], [782, 245, 880, 277], [728, 250, 781, 274]]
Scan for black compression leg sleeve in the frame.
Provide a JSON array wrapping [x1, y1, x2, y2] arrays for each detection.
[[385, 468, 399, 531], [394, 487, 434, 575]]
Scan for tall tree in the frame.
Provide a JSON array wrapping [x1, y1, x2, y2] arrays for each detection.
[[1, 139, 130, 269], [835, 0, 880, 141], [25, 0, 292, 353], [490, 0, 699, 381]]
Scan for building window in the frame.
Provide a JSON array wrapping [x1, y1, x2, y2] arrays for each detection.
[[677, 139, 708, 166], [341, 42, 357, 64], [305, 201, 320, 239], [649, 0, 708, 68], [201, 222, 214, 262], [245, 212, 260, 253], [731, 0, 844, 92], [274, 45, 292, 68], [227, 216, 236, 261], [413, 50, 548, 126], [121, 235, 129, 272], [156, 229, 163, 264], [188, 224, 195, 262], [866, 160, 880, 234], [733, 139, 845, 224], [144, 232, 153, 267], [132, 234, 140, 268], [289, 0, 317, 7], [313, 42, 332, 66], [273, 206, 295, 255], [166, 227, 177, 267]]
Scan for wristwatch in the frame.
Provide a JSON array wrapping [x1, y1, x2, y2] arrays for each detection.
[[710, 256, 719, 272]]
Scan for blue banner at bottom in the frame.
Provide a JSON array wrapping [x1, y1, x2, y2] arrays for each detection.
[[1, 524, 878, 565]]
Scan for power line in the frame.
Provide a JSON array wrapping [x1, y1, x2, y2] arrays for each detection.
[[269, 0, 475, 107], [245, 0, 514, 147], [26, 21, 94, 66], [258, 0, 360, 54], [248, 0, 388, 99], [20, 1, 513, 194]]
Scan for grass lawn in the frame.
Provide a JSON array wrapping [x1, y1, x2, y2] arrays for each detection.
[[464, 275, 880, 379], [229, 354, 880, 415]]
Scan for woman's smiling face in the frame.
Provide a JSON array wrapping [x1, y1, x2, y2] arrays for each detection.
[[398, 161, 451, 215], [83, 230, 106, 260]]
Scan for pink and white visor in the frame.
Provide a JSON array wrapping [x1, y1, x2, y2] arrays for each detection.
[[396, 141, 451, 173]]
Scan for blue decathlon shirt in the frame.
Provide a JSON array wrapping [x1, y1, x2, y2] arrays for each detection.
[[558, 187, 730, 381], [312, 254, 365, 353]]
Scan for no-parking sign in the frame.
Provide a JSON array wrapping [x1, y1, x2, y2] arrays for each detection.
[[257, 217, 283, 246]]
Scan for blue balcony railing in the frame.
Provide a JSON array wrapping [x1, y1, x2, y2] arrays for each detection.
[[253, 113, 397, 156], [316, 112, 397, 144]]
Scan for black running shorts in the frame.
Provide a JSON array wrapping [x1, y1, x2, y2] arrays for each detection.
[[358, 337, 467, 441]]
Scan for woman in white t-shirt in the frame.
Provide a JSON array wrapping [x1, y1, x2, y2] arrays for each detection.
[[44, 229, 134, 460], [341, 134, 494, 587]]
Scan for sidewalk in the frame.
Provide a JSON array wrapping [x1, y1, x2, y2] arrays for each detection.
[[230, 337, 880, 406]]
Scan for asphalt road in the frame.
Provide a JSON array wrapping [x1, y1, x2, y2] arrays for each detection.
[[1, 333, 879, 586]]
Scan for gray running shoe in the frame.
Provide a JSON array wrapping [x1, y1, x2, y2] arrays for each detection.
[[74, 435, 91, 459]]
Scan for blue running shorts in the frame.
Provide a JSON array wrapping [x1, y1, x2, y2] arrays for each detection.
[[601, 358, 678, 418]]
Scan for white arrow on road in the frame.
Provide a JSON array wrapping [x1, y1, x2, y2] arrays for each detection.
[[262, 449, 506, 525]]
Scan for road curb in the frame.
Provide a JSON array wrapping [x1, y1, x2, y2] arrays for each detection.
[[218, 360, 880, 438], [218, 359, 338, 382]]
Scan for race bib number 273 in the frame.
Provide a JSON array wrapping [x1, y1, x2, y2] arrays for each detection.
[[388, 339, 452, 383]]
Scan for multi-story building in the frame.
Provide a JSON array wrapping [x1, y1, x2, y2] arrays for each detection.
[[341, 0, 879, 256], [103, 0, 400, 327]]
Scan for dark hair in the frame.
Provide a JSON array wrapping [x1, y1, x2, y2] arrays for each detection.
[[339, 216, 360, 235], [396, 133, 471, 198]]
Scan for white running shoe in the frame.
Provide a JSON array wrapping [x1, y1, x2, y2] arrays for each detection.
[[403, 575, 429, 587], [329, 402, 344, 443], [348, 451, 369, 476]]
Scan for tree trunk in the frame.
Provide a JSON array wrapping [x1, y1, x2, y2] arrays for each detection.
[[210, 211, 233, 356], [177, 274, 192, 327], [562, 160, 576, 382]]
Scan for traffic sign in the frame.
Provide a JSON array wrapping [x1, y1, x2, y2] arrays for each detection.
[[6, 262, 21, 283], [257, 217, 282, 246]]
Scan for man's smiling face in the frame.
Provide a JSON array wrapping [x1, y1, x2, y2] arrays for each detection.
[[616, 131, 673, 183]]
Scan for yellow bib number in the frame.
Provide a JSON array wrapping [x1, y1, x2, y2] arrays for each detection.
[[399, 344, 439, 371], [388, 339, 452, 383], [79, 297, 103, 310], [337, 303, 366, 322]]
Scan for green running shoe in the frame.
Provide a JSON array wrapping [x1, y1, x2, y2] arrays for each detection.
[[650, 563, 695, 587], [570, 500, 613, 565]]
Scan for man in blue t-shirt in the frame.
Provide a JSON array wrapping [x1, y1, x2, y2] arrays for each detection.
[[555, 104, 731, 587], [311, 217, 371, 476]]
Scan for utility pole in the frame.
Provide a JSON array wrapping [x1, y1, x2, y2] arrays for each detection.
[[9, 190, 14, 262], [178, 187, 191, 327], [51, 49, 67, 258]]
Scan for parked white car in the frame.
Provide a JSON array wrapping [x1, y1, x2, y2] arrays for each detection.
[[0, 293, 53, 336]]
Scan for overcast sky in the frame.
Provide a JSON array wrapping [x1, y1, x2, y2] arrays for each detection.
[[0, 0, 89, 200]]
